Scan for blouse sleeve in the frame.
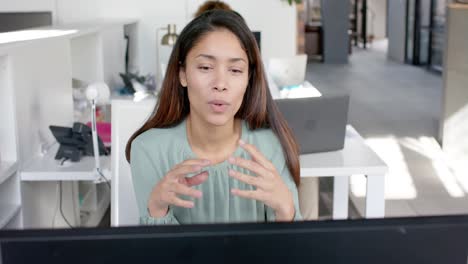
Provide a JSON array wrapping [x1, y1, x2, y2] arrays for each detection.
[[130, 139, 180, 225]]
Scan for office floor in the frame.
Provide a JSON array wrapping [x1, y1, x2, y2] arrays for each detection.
[[311, 40, 468, 218]]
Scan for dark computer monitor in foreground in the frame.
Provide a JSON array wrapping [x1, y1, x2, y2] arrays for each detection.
[[1, 215, 468, 264]]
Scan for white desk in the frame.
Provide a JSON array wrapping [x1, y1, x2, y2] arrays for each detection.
[[21, 143, 111, 182], [300, 125, 388, 219], [270, 78, 387, 219]]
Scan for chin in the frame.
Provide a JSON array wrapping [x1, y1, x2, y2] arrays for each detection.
[[204, 114, 234, 127]]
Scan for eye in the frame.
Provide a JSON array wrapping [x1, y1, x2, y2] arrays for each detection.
[[198, 65, 212, 72], [230, 68, 243, 74]]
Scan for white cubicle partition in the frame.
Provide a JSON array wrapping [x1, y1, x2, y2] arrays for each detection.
[[0, 19, 138, 229], [111, 98, 155, 227], [2, 37, 77, 229], [440, 5, 468, 177], [0, 54, 22, 229]]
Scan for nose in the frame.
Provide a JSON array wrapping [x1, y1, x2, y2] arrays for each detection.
[[212, 68, 227, 92]]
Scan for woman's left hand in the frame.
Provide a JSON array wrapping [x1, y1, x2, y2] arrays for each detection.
[[228, 139, 295, 221]]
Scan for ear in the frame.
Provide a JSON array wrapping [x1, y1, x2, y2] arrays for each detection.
[[179, 67, 187, 87]]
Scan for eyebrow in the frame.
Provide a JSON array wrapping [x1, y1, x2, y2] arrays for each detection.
[[195, 54, 247, 64]]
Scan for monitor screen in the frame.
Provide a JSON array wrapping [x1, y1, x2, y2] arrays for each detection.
[[1, 215, 468, 264], [252, 31, 261, 51], [0, 12, 53, 33]]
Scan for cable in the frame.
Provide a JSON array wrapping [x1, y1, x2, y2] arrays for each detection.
[[59, 181, 74, 228], [58, 157, 109, 227], [97, 168, 112, 190], [58, 159, 74, 228], [60, 157, 69, 166], [51, 182, 60, 228], [71, 180, 79, 227]]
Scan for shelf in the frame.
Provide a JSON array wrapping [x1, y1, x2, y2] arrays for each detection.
[[0, 204, 21, 229], [21, 143, 111, 182], [52, 19, 139, 39], [0, 19, 139, 47], [0, 161, 18, 185]]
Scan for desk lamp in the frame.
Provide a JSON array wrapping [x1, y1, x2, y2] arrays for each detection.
[[85, 82, 110, 178], [156, 24, 178, 86]]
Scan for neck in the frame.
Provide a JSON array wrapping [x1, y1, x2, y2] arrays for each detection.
[[186, 114, 241, 161]]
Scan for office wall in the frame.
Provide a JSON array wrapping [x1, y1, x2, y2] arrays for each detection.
[[56, 0, 188, 81], [0, 0, 55, 12], [368, 0, 387, 40], [356, 0, 387, 40], [387, 0, 406, 62], [55, 0, 297, 77], [218, 0, 297, 59]]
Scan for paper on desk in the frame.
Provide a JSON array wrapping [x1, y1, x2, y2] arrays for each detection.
[[279, 81, 322, 98]]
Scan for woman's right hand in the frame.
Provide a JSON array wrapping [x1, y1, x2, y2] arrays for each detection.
[[147, 159, 211, 218]]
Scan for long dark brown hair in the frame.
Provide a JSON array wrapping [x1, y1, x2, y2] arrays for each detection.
[[125, 10, 301, 186]]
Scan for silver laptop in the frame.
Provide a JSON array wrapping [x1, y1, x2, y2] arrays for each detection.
[[275, 93, 350, 154], [268, 54, 307, 88]]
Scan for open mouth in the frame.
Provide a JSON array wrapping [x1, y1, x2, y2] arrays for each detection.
[[208, 100, 229, 113]]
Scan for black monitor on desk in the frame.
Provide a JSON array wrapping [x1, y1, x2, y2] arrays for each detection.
[[1, 215, 468, 264], [0, 12, 52, 33], [252, 31, 261, 51]]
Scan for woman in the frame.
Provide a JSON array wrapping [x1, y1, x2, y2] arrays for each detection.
[[194, 0, 232, 17], [126, 10, 302, 225]]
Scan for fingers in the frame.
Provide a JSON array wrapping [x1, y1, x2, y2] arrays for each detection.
[[169, 158, 211, 181], [231, 188, 267, 202], [172, 182, 203, 198], [169, 164, 208, 180], [161, 180, 203, 210], [228, 169, 266, 190], [155, 159, 211, 211], [185, 171, 209, 186], [228, 156, 273, 179], [168, 194, 195, 208], [238, 140, 275, 171]]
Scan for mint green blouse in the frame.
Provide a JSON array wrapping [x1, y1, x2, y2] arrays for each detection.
[[130, 118, 302, 225]]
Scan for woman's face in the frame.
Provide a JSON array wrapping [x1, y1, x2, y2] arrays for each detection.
[[179, 28, 249, 126]]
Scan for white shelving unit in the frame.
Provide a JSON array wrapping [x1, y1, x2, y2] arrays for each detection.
[[0, 54, 22, 230], [0, 19, 138, 229]]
